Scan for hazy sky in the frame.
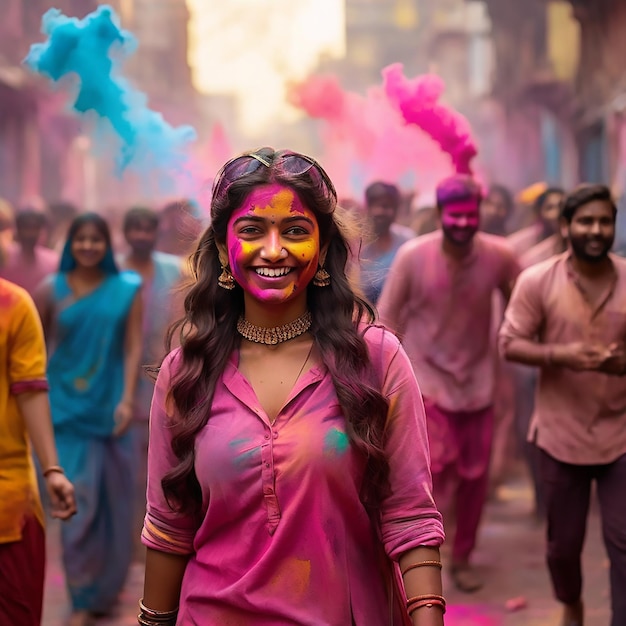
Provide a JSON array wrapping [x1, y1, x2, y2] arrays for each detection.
[[186, 0, 345, 135]]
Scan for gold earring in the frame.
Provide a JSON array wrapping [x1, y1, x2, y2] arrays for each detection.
[[218, 265, 236, 290], [313, 265, 331, 287]]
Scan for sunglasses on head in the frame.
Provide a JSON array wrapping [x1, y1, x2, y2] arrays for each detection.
[[211, 149, 337, 213]]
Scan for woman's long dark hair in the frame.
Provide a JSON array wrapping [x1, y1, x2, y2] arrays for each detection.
[[163, 148, 391, 518]]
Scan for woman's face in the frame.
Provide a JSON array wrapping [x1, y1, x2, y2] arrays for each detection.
[[224, 184, 320, 305], [70, 222, 108, 269]]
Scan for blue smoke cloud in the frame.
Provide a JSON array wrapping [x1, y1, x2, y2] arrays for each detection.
[[24, 5, 196, 183]]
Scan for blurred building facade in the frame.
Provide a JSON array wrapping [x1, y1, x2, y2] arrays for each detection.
[[341, 0, 421, 89], [329, 0, 626, 194], [0, 0, 97, 206], [320, 0, 497, 184], [470, 0, 626, 193]]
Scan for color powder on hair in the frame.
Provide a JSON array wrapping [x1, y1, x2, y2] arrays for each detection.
[[383, 63, 478, 175], [24, 5, 196, 187]]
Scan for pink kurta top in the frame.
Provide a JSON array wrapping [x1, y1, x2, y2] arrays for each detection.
[[142, 325, 444, 626], [378, 230, 520, 412], [499, 253, 626, 465]]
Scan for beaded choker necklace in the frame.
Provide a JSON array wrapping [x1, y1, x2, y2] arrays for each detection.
[[237, 311, 312, 345]]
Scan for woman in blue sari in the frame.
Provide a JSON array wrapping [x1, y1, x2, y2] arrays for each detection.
[[35, 213, 143, 626]]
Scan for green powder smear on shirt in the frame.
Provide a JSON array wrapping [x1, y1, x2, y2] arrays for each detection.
[[324, 428, 349, 455]]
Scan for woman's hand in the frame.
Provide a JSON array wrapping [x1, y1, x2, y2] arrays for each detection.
[[45, 472, 77, 520], [113, 399, 134, 436]]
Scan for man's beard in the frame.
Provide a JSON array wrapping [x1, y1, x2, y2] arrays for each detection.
[[442, 226, 477, 246], [570, 236, 613, 263]]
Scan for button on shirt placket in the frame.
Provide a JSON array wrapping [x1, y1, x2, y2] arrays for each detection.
[[571, 276, 612, 421], [261, 422, 281, 535]]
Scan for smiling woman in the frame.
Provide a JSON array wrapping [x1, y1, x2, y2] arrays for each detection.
[[33, 213, 144, 626], [139, 147, 445, 626]]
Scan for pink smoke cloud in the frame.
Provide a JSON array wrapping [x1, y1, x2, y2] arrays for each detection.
[[289, 73, 457, 201], [382, 63, 478, 175]]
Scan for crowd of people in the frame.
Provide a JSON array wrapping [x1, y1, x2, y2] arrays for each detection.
[[1, 149, 625, 626]]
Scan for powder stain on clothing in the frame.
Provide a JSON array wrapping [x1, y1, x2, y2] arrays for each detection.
[[324, 427, 350, 456]]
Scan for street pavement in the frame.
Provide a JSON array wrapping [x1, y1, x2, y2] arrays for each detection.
[[42, 475, 611, 626]]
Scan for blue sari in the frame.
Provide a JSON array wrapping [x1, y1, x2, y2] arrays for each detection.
[[48, 270, 141, 612]]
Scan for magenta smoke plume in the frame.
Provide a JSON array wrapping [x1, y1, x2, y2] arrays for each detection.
[[289, 74, 455, 198], [383, 63, 477, 175]]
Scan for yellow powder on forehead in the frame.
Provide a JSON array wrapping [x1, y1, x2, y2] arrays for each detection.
[[269, 188, 295, 212]]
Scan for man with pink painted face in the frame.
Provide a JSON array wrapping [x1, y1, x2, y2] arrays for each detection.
[[378, 174, 520, 592]]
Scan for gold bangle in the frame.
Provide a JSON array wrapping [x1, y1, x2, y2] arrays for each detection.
[[401, 560, 443, 576], [406, 593, 446, 607], [42, 465, 65, 478], [407, 599, 446, 615], [138, 599, 178, 624], [137, 613, 177, 626]]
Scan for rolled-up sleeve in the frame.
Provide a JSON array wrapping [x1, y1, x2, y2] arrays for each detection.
[[498, 267, 544, 355], [142, 349, 199, 555], [373, 329, 445, 560]]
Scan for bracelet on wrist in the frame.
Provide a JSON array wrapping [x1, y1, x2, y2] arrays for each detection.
[[42, 465, 65, 478], [401, 560, 443, 576], [406, 594, 447, 616], [138, 599, 178, 625]]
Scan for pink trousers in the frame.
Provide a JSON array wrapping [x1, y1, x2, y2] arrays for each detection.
[[423, 399, 494, 562]]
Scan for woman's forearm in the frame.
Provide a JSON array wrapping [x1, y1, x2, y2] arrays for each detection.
[[143, 548, 189, 611], [399, 546, 445, 626]]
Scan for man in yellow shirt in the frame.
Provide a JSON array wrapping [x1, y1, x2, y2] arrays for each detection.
[[0, 277, 76, 625]]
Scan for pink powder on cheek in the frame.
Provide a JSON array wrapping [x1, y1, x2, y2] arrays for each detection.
[[225, 184, 320, 301]]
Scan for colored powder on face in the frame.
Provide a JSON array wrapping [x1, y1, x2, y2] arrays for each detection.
[[382, 63, 478, 175], [323, 428, 349, 455], [227, 184, 320, 303], [23, 5, 196, 188]]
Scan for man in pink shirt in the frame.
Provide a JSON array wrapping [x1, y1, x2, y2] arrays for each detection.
[[0, 208, 59, 295], [500, 184, 626, 626], [378, 175, 520, 592]]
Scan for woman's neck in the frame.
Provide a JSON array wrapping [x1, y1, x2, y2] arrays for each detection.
[[242, 295, 308, 328], [71, 265, 105, 283]]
